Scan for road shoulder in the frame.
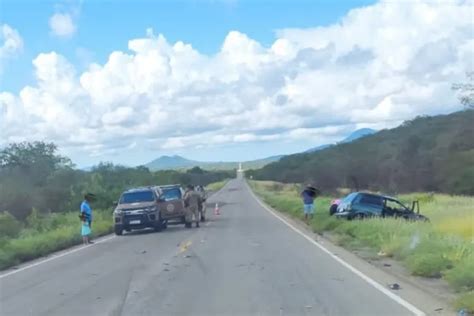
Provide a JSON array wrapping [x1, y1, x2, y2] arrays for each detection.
[[246, 182, 455, 316]]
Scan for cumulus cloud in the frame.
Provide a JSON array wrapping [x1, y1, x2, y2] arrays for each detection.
[[49, 13, 76, 38], [1, 0, 473, 160]]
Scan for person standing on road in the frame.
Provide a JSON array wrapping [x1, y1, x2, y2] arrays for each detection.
[[196, 185, 207, 222], [184, 185, 202, 228], [80, 213, 91, 245], [80, 193, 95, 243], [301, 184, 317, 224]]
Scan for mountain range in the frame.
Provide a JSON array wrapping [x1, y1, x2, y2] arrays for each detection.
[[144, 128, 376, 171]]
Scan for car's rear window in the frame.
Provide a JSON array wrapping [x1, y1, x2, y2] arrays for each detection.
[[359, 194, 383, 206], [120, 191, 155, 203], [160, 187, 182, 201]]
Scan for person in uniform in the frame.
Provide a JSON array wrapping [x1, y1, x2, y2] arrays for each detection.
[[184, 185, 202, 228], [196, 185, 207, 222]]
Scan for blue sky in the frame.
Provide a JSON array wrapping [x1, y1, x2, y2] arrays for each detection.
[[0, 0, 470, 167]]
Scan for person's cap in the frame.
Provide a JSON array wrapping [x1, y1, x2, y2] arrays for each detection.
[[85, 193, 96, 199]]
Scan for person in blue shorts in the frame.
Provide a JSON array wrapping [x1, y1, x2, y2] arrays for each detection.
[[80, 214, 91, 245], [301, 184, 317, 224], [80, 193, 96, 243]]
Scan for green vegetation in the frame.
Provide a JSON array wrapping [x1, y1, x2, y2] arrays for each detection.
[[206, 180, 229, 192], [0, 209, 113, 269], [249, 110, 474, 195], [250, 180, 474, 312], [0, 141, 232, 269]]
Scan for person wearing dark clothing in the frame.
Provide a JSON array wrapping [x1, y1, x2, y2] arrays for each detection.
[[301, 185, 317, 223]]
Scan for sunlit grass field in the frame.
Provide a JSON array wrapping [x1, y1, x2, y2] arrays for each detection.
[[250, 180, 474, 312]]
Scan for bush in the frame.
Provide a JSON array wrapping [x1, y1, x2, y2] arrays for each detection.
[[445, 259, 474, 292], [405, 253, 452, 277], [454, 291, 474, 314], [0, 212, 22, 238]]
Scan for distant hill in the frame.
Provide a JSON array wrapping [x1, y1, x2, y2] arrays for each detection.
[[249, 110, 474, 195], [145, 155, 283, 171], [145, 155, 199, 170], [305, 128, 376, 153], [339, 128, 376, 143]]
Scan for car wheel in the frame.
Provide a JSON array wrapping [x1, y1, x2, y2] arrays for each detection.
[[114, 226, 123, 236], [354, 213, 366, 220], [185, 222, 192, 228], [329, 204, 338, 216]]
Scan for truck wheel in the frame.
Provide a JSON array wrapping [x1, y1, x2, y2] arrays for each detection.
[[154, 221, 164, 232], [115, 226, 123, 236]]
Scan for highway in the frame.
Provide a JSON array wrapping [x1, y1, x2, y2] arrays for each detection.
[[0, 179, 424, 316]]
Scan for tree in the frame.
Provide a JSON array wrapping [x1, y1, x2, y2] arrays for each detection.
[[453, 72, 474, 109]]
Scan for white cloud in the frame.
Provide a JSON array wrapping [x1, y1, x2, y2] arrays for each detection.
[[1, 0, 473, 160], [49, 13, 76, 38], [0, 24, 23, 72]]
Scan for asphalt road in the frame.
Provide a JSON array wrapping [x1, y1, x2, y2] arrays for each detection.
[[0, 178, 422, 316]]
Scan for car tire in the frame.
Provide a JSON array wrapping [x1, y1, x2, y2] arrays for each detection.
[[115, 226, 123, 236], [329, 204, 338, 216], [185, 222, 192, 228], [353, 213, 366, 220]]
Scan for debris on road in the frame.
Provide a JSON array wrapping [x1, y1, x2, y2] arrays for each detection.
[[141, 250, 147, 254], [383, 263, 392, 267], [388, 283, 400, 290], [164, 268, 170, 272]]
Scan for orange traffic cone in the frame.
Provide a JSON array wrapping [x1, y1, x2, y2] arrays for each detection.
[[214, 203, 220, 215]]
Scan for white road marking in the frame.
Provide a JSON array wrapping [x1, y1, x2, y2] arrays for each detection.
[[247, 183, 426, 316], [0, 235, 116, 279]]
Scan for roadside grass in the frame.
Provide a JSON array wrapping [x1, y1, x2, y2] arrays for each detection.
[[249, 180, 474, 312], [0, 209, 113, 270], [206, 179, 229, 192]]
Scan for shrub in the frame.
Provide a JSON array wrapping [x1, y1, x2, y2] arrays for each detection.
[[405, 253, 452, 277], [445, 259, 474, 292], [0, 211, 22, 238], [454, 291, 474, 314]]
